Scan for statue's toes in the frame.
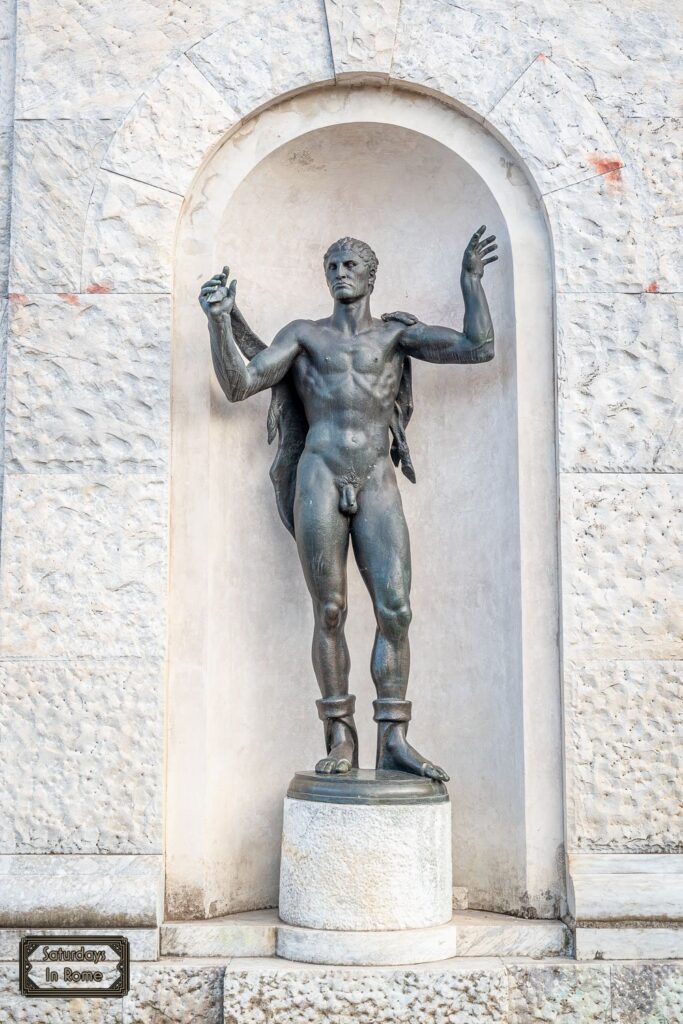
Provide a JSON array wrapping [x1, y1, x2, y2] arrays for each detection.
[[315, 755, 352, 775], [424, 763, 450, 783]]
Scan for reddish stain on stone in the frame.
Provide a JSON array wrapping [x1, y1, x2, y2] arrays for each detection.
[[58, 292, 80, 306], [537, 52, 548, 61], [8, 293, 28, 303], [588, 154, 624, 186], [86, 283, 111, 294], [645, 281, 659, 293]]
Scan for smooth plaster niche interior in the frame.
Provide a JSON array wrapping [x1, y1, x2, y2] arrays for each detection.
[[168, 86, 563, 923]]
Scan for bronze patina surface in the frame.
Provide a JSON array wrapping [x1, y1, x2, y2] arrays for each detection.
[[287, 769, 449, 805], [200, 229, 498, 783]]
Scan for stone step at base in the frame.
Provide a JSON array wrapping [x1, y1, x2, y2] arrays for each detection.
[[161, 909, 571, 964], [161, 909, 277, 958], [218, 957, 683, 1024], [3, 957, 683, 1022], [575, 925, 683, 961]]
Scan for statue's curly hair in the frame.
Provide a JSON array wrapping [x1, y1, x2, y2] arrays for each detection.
[[323, 237, 379, 291]]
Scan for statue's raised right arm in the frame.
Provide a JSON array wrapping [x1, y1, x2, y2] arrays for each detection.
[[199, 267, 301, 402], [397, 226, 498, 364]]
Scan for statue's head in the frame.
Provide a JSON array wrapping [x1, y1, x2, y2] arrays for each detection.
[[323, 237, 378, 302]]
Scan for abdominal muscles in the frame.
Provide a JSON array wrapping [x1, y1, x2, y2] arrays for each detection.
[[297, 370, 398, 485], [290, 333, 405, 501]]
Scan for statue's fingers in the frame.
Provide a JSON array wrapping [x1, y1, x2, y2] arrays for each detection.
[[480, 243, 498, 257], [479, 234, 496, 247], [228, 279, 237, 298], [201, 277, 224, 293], [382, 310, 418, 325], [467, 225, 486, 249], [221, 265, 230, 283], [482, 255, 499, 265]]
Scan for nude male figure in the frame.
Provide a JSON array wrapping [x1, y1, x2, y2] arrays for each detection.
[[199, 227, 498, 781]]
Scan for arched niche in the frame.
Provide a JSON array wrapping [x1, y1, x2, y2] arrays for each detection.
[[167, 85, 563, 920]]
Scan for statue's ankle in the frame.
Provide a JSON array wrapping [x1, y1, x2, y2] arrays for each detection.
[[316, 694, 359, 768], [329, 719, 355, 751], [384, 723, 406, 751]]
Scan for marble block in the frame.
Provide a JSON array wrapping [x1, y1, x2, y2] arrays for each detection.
[[276, 918, 458, 966], [278, 770, 452, 932], [156, 908, 569, 963]]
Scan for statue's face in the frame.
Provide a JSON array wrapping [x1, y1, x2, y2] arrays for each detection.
[[325, 248, 372, 302]]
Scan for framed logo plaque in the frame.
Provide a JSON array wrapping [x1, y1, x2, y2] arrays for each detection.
[[19, 935, 129, 998]]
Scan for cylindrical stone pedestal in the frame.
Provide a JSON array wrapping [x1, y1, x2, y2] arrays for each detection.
[[279, 769, 452, 932]]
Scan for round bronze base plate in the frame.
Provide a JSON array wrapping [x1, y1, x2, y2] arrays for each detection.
[[286, 768, 449, 805]]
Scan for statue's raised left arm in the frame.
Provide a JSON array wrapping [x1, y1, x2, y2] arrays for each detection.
[[399, 226, 498, 364]]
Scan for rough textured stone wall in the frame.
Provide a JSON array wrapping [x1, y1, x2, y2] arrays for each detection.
[[0, 0, 15, 521], [4, 958, 683, 1024], [0, 0, 679, 929], [423, 0, 683, 862]]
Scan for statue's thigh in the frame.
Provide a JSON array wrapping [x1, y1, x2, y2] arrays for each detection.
[[351, 481, 411, 603], [294, 470, 350, 601]]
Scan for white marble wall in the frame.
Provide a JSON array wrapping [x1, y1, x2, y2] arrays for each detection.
[[0, 0, 15, 526], [0, 0, 679, 934]]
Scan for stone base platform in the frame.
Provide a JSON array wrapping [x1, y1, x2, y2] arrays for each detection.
[[160, 908, 571, 963], [4, 956, 682, 1023], [279, 770, 452, 932]]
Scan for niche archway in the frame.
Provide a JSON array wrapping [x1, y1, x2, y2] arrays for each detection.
[[167, 85, 563, 920]]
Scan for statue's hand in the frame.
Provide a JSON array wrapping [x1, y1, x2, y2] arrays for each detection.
[[381, 311, 419, 325], [199, 266, 237, 319], [462, 226, 498, 278]]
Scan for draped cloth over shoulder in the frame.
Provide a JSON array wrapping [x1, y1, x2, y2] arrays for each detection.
[[229, 307, 416, 539]]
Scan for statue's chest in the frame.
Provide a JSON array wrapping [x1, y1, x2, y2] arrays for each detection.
[[306, 333, 393, 376]]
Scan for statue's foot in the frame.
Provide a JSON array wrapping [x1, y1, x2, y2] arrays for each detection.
[[315, 720, 356, 775], [378, 726, 450, 782], [315, 751, 352, 774]]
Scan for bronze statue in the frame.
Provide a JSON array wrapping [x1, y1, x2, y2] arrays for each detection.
[[199, 227, 498, 782]]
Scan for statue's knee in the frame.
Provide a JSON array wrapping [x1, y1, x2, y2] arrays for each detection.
[[320, 598, 346, 631], [377, 600, 412, 638]]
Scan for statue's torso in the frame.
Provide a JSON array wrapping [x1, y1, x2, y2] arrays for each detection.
[[290, 318, 405, 479]]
